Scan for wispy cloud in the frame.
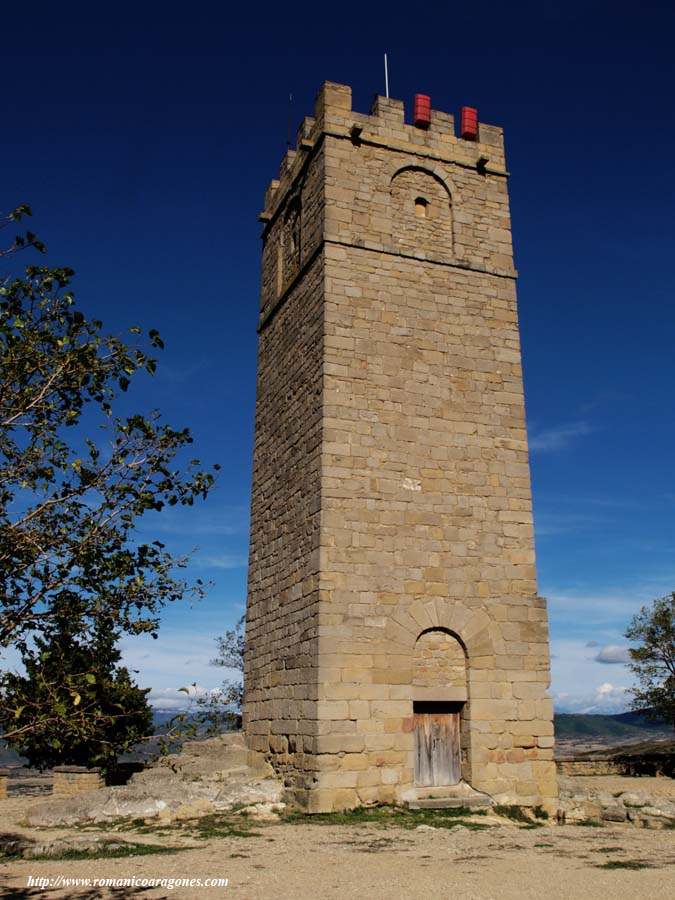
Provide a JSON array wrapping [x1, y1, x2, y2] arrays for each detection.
[[547, 590, 641, 628], [142, 504, 248, 538], [533, 510, 604, 537], [546, 574, 675, 631], [155, 358, 215, 386], [595, 645, 632, 664], [197, 553, 248, 570], [577, 390, 628, 417], [529, 420, 592, 453]]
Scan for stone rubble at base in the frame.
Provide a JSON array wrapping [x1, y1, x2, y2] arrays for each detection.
[[22, 733, 283, 827]]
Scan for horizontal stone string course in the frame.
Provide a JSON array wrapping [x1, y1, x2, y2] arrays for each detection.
[[243, 80, 558, 813]]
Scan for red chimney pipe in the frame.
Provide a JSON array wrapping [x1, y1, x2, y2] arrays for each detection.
[[414, 94, 431, 129], [461, 106, 478, 141]]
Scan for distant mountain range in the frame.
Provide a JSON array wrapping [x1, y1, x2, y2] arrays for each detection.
[[555, 710, 671, 739]]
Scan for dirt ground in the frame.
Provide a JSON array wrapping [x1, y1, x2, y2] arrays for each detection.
[[2, 776, 675, 900]]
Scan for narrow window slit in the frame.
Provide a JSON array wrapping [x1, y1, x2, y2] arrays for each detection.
[[415, 197, 428, 218]]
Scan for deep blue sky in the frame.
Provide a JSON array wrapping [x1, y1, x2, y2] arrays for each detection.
[[2, 2, 674, 712]]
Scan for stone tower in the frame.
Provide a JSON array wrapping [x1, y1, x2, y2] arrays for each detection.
[[244, 82, 557, 813]]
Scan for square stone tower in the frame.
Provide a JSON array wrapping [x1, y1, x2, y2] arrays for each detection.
[[244, 82, 557, 813]]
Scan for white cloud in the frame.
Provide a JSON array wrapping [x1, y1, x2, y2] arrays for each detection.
[[148, 685, 209, 710], [529, 421, 592, 453], [595, 645, 632, 664], [549, 638, 633, 711], [148, 682, 240, 711], [0, 645, 22, 673], [553, 682, 630, 715], [120, 627, 241, 696]]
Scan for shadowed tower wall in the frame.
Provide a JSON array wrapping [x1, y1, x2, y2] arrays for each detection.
[[243, 82, 558, 813]]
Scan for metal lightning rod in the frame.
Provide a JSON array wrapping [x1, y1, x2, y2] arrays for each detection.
[[287, 92, 293, 150], [384, 53, 389, 98]]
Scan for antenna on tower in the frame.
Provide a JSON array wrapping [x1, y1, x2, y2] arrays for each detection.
[[384, 53, 389, 98], [287, 91, 293, 150]]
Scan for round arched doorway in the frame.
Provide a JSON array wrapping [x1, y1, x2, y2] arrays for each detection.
[[412, 629, 467, 787]]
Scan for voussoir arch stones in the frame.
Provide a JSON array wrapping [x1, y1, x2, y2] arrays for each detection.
[[385, 599, 504, 664], [386, 161, 462, 207]]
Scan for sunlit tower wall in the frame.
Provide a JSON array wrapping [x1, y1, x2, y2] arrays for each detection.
[[243, 82, 558, 814]]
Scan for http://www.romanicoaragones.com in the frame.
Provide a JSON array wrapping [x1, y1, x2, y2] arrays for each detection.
[[25, 875, 229, 890]]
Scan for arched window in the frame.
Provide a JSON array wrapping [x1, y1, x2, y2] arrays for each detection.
[[413, 628, 466, 701], [414, 197, 429, 218], [390, 167, 453, 256], [279, 196, 301, 291]]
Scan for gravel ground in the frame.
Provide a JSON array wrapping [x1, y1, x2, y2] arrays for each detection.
[[1, 777, 675, 900]]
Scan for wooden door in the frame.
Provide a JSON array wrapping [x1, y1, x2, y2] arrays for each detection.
[[414, 703, 462, 787]]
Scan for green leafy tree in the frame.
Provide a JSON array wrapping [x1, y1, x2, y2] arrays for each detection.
[[0, 206, 219, 747], [625, 593, 675, 733], [0, 610, 152, 771]]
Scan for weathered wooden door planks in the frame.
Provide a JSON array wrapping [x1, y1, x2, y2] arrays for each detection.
[[414, 707, 461, 786]]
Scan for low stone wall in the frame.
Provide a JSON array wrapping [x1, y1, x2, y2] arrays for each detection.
[[556, 759, 624, 776], [52, 766, 104, 798], [0, 768, 8, 800], [557, 753, 675, 778], [558, 784, 675, 828]]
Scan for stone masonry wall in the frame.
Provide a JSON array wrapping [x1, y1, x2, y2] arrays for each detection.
[[556, 759, 625, 777], [243, 246, 325, 796], [413, 632, 466, 692], [245, 132, 329, 798], [246, 82, 557, 813], [313, 241, 555, 810]]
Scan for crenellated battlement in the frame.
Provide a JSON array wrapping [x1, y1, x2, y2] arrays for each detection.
[[259, 81, 507, 225]]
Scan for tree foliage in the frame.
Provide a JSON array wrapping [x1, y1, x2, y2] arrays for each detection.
[[0, 205, 45, 259], [211, 613, 244, 691], [625, 593, 675, 733], [0, 206, 219, 746], [158, 616, 244, 752], [209, 613, 245, 718], [0, 611, 152, 771]]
